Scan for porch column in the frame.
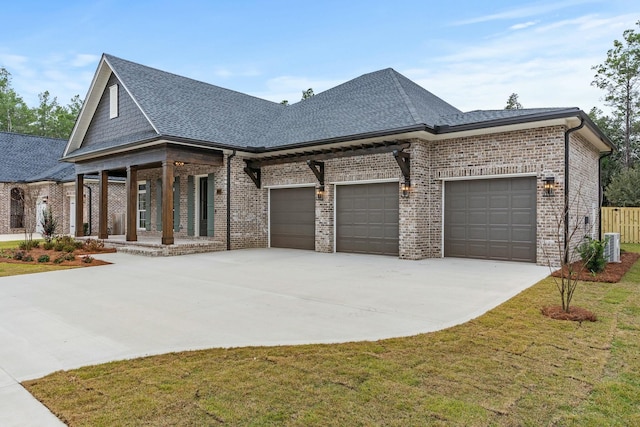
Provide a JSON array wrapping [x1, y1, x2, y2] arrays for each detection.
[[126, 166, 138, 242], [75, 174, 84, 237], [98, 170, 109, 239], [161, 161, 174, 245]]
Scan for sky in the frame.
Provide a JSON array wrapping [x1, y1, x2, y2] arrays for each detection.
[[1, 0, 639, 113]]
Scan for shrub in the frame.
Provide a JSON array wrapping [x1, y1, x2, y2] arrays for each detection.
[[577, 237, 607, 274], [82, 256, 94, 264], [84, 239, 105, 252], [19, 240, 40, 250], [22, 255, 34, 262], [64, 253, 76, 261], [43, 241, 54, 250], [13, 250, 25, 261], [37, 254, 50, 263], [54, 242, 65, 251], [53, 255, 65, 264], [40, 207, 58, 242], [62, 245, 76, 253]]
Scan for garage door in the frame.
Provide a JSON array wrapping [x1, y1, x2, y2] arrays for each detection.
[[336, 182, 399, 256], [270, 187, 315, 250], [444, 177, 536, 262]]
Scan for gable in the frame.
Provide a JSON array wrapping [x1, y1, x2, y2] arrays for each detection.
[[80, 73, 157, 153]]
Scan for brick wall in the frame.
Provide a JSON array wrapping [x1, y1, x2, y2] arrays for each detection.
[[61, 180, 126, 235]]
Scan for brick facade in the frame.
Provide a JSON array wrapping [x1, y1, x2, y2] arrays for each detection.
[[0, 181, 125, 236]]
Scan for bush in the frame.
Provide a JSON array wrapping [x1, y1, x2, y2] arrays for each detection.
[[53, 255, 65, 264], [19, 240, 40, 250], [54, 242, 65, 251], [84, 239, 105, 252], [82, 256, 94, 264], [43, 241, 54, 250], [22, 255, 34, 262], [37, 254, 50, 263], [40, 207, 58, 242], [13, 250, 25, 261], [62, 245, 76, 253], [577, 238, 607, 274]]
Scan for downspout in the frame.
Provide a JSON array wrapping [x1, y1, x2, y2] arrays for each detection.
[[564, 117, 585, 263], [598, 150, 613, 240], [226, 150, 236, 250], [83, 183, 92, 235]]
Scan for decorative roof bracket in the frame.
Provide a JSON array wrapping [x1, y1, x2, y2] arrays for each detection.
[[306, 160, 325, 187], [243, 162, 261, 189], [393, 150, 410, 185]]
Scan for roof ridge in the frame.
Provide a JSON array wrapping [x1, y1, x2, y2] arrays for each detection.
[[0, 130, 67, 142], [103, 53, 282, 106], [388, 69, 422, 124]]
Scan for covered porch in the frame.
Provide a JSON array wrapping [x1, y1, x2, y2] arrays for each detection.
[[78, 235, 225, 256], [72, 142, 223, 245]]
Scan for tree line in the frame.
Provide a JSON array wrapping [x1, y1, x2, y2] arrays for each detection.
[[506, 21, 640, 207], [0, 67, 82, 139]]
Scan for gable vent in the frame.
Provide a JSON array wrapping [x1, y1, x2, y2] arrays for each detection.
[[109, 84, 119, 119]]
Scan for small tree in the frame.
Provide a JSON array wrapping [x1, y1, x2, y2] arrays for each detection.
[[605, 166, 640, 206], [40, 207, 58, 243], [18, 189, 38, 249], [301, 88, 314, 100], [505, 93, 523, 110], [543, 185, 598, 313]]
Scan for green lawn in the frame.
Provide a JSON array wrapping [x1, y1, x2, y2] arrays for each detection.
[[23, 249, 640, 426], [0, 239, 75, 277]]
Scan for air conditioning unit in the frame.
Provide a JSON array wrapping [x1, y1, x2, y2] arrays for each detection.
[[604, 232, 621, 263]]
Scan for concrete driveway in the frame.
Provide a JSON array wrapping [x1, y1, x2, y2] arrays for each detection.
[[0, 249, 549, 426]]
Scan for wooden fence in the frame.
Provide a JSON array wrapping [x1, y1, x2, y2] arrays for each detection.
[[601, 207, 640, 243]]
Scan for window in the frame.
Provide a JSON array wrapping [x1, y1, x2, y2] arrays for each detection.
[[109, 84, 119, 118], [137, 181, 147, 229], [10, 188, 25, 228]]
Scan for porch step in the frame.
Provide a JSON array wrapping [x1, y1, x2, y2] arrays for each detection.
[[116, 245, 164, 257]]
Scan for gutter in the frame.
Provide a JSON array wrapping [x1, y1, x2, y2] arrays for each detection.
[[226, 150, 236, 250], [564, 117, 585, 264]]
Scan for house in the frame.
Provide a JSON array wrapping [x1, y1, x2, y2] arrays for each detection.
[[0, 131, 125, 237], [62, 54, 614, 266]]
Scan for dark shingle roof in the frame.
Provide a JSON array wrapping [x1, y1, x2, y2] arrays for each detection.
[[437, 108, 578, 127], [256, 68, 461, 147], [0, 132, 71, 182], [104, 54, 285, 147], [68, 55, 608, 156]]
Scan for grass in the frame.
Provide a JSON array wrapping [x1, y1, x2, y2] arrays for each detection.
[[0, 263, 74, 277], [23, 249, 640, 426], [0, 239, 75, 277]]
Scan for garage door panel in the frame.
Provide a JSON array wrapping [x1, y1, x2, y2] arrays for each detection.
[[445, 177, 536, 263], [337, 182, 399, 256], [270, 187, 315, 250]]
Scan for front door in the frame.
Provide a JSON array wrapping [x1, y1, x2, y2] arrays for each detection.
[[199, 176, 208, 237]]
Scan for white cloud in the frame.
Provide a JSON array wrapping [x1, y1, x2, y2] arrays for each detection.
[[510, 21, 538, 30], [71, 54, 100, 67], [405, 12, 637, 112], [251, 75, 343, 104], [452, 0, 597, 25]]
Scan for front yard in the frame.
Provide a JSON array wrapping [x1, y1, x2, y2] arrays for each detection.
[[21, 246, 640, 426]]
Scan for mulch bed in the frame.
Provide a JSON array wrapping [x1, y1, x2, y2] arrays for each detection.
[[551, 251, 640, 283], [0, 247, 116, 267], [544, 251, 640, 322], [541, 306, 598, 322]]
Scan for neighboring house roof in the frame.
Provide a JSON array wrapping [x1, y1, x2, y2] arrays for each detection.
[[0, 132, 73, 182], [64, 54, 615, 160]]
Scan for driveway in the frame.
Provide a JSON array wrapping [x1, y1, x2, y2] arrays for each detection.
[[0, 249, 549, 426]]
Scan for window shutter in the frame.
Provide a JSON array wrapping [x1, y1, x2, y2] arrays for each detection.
[[207, 173, 215, 237], [187, 176, 195, 236], [145, 180, 151, 231], [156, 178, 162, 231], [173, 176, 181, 232]]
